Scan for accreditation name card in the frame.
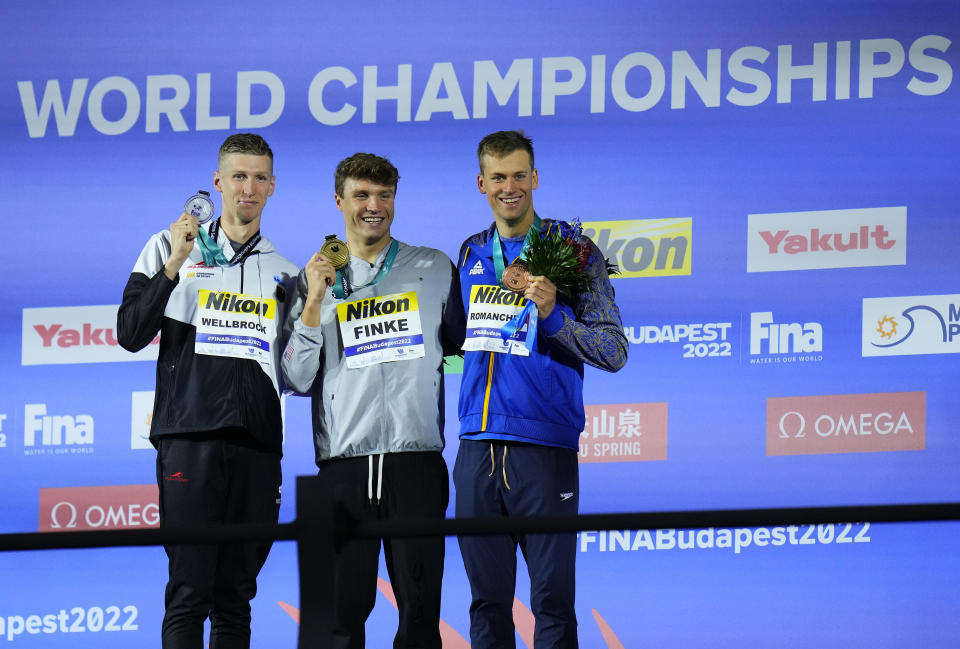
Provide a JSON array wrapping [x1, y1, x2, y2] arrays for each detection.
[[462, 285, 530, 356], [194, 289, 277, 362], [337, 291, 425, 369]]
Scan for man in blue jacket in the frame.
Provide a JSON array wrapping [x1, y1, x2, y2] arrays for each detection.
[[455, 130, 628, 649]]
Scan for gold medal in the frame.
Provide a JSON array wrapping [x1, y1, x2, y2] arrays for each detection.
[[320, 234, 350, 270], [502, 260, 530, 293]]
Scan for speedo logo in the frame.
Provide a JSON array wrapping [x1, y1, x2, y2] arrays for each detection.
[[470, 285, 527, 305], [582, 219, 692, 278], [200, 290, 275, 318]]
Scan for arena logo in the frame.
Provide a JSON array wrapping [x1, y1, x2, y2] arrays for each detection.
[[130, 391, 154, 450], [38, 484, 159, 532], [582, 219, 691, 278], [580, 403, 667, 462], [862, 294, 960, 357], [766, 391, 925, 456], [24, 403, 94, 455], [278, 578, 627, 648], [22, 305, 159, 365], [749, 311, 823, 361], [747, 206, 906, 272], [624, 322, 733, 359]]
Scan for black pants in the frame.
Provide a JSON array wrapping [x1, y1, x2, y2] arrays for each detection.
[[157, 436, 281, 649], [318, 451, 449, 649], [454, 439, 580, 649]]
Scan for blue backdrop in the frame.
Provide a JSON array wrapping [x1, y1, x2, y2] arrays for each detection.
[[1, 1, 958, 646]]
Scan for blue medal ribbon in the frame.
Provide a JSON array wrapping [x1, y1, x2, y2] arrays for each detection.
[[499, 299, 538, 353], [332, 239, 399, 299], [491, 214, 541, 286], [492, 215, 543, 353], [197, 218, 262, 268]]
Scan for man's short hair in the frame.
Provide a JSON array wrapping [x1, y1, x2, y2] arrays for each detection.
[[477, 130, 534, 173], [218, 133, 274, 169], [334, 153, 400, 197]]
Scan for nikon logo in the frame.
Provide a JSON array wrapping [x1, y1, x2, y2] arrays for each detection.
[[582, 219, 692, 278], [201, 290, 274, 318], [344, 296, 412, 321], [471, 286, 527, 305]]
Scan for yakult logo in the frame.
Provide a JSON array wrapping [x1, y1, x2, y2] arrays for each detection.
[[766, 392, 925, 456], [22, 305, 159, 365], [39, 484, 159, 532], [24, 404, 93, 455], [862, 295, 960, 357], [582, 219, 691, 278], [747, 207, 906, 272]]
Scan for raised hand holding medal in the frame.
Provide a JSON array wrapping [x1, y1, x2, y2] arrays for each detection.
[[497, 217, 618, 351], [317, 234, 350, 295]]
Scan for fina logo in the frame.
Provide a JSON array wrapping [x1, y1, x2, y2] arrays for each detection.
[[749, 312, 822, 358], [862, 295, 960, 357], [23, 403, 94, 454]]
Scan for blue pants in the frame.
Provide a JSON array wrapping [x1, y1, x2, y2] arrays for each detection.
[[454, 439, 579, 649]]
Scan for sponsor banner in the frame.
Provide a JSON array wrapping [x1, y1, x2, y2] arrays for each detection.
[[583, 219, 691, 278], [22, 305, 158, 365], [624, 322, 733, 358], [862, 294, 960, 357], [749, 311, 823, 362], [38, 484, 159, 532], [766, 392, 925, 456], [580, 403, 667, 462], [0, 413, 8, 452], [23, 403, 94, 455], [130, 392, 154, 450], [747, 207, 906, 272]]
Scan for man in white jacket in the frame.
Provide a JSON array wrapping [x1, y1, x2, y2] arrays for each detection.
[[118, 133, 298, 649], [282, 153, 465, 649]]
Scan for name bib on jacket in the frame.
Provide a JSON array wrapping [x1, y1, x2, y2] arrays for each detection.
[[337, 291, 425, 368], [463, 285, 530, 356], [194, 289, 278, 362]]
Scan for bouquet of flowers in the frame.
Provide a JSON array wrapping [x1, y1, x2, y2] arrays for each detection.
[[524, 218, 618, 298]]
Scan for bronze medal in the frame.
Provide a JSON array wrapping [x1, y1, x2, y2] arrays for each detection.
[[320, 234, 350, 270], [502, 260, 530, 293]]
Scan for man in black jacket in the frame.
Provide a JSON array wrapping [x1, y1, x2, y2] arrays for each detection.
[[117, 133, 298, 649]]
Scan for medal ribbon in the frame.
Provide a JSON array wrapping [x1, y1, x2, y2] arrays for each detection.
[[499, 300, 538, 353], [197, 218, 262, 267], [332, 239, 399, 299], [491, 214, 542, 287], [492, 215, 543, 353]]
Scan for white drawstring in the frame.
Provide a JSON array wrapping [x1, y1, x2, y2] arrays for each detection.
[[367, 455, 374, 502], [377, 453, 384, 503], [367, 454, 385, 504]]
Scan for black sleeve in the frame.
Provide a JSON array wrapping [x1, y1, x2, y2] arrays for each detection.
[[116, 269, 178, 352], [440, 259, 466, 357]]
